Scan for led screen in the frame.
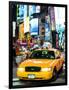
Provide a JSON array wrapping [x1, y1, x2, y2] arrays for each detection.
[[30, 18, 38, 35]]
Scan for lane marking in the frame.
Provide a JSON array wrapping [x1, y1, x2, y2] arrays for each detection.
[[13, 78, 19, 82]]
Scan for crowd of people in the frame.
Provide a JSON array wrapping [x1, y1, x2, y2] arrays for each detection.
[[13, 38, 52, 66]]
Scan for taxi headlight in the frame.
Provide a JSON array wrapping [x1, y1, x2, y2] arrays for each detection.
[[41, 68, 52, 71], [18, 68, 25, 72]]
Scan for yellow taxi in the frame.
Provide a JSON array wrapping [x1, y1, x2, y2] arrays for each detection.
[[17, 48, 64, 80]]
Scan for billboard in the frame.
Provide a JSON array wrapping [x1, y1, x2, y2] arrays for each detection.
[[48, 7, 56, 31], [16, 5, 24, 21], [45, 15, 51, 41], [12, 21, 16, 37], [30, 18, 38, 36], [36, 6, 40, 13], [29, 5, 36, 16], [19, 23, 24, 40], [24, 17, 30, 33], [45, 22, 51, 41]]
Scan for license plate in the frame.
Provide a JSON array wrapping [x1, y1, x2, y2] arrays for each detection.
[[28, 74, 35, 79]]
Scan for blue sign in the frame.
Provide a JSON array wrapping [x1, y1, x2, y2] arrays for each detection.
[[29, 5, 36, 16], [45, 22, 51, 41], [30, 18, 38, 35]]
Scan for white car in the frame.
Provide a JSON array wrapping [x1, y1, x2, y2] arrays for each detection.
[[42, 42, 52, 49], [31, 44, 40, 51]]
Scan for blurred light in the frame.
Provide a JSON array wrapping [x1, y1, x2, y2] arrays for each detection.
[[18, 68, 25, 72], [36, 6, 40, 13], [55, 7, 65, 31], [41, 68, 52, 71], [19, 23, 24, 40], [24, 17, 30, 33], [12, 21, 16, 37]]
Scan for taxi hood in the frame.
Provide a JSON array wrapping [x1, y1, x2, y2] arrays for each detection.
[[19, 59, 56, 68]]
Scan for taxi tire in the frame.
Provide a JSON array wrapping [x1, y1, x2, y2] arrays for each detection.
[[59, 65, 63, 73], [53, 69, 58, 80]]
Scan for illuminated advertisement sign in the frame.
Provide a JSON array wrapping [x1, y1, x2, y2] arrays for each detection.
[[36, 6, 40, 13], [45, 22, 51, 41], [45, 15, 51, 41], [12, 21, 16, 37], [19, 23, 24, 40], [48, 7, 56, 31], [24, 5, 27, 18], [30, 18, 38, 35], [17, 5, 24, 20], [24, 17, 30, 33], [29, 5, 36, 16], [29, 5, 40, 16], [16, 5, 28, 22]]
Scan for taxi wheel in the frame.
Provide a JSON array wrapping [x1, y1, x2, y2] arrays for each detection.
[[59, 65, 63, 73], [53, 69, 58, 80]]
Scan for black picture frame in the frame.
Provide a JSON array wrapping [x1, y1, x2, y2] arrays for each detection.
[[9, 1, 67, 89]]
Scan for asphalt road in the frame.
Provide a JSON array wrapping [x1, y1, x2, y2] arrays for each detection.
[[12, 63, 65, 87]]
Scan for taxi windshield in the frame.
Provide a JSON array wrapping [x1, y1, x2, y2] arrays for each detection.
[[30, 50, 55, 59]]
